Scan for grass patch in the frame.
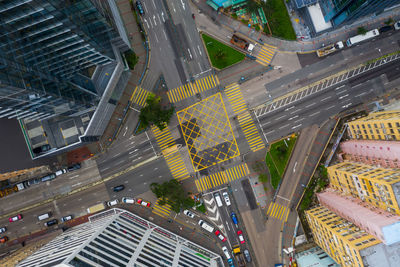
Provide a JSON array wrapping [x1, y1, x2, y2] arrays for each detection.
[[196, 203, 206, 213], [262, 0, 296, 40], [265, 135, 297, 189], [201, 33, 245, 69]]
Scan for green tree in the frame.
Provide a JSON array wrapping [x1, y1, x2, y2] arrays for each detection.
[[215, 49, 226, 61], [124, 50, 138, 70], [150, 180, 194, 213], [139, 93, 174, 131], [246, 0, 261, 13], [259, 173, 268, 183], [357, 26, 368, 35], [385, 18, 394, 25]]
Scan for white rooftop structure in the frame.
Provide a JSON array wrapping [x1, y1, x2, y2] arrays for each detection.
[[307, 3, 332, 33]]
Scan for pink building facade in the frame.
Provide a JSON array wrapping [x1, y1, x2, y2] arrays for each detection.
[[339, 140, 400, 168], [317, 190, 400, 245]]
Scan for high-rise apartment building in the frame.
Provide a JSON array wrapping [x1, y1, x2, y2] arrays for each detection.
[[327, 161, 400, 215], [339, 140, 400, 168], [0, 0, 131, 157], [319, 0, 400, 26], [17, 209, 223, 267], [347, 111, 400, 141], [306, 205, 400, 267]]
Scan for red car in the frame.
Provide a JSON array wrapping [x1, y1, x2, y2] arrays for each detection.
[[0, 236, 8, 243], [237, 230, 245, 244], [9, 214, 22, 222], [214, 230, 227, 242], [137, 198, 151, 207]]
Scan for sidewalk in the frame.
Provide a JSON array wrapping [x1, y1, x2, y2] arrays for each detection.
[[193, 1, 400, 52]]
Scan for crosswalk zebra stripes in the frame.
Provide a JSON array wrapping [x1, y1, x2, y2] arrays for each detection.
[[130, 86, 149, 107], [256, 44, 277, 67]]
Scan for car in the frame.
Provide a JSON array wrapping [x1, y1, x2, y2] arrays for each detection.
[[32, 144, 51, 154], [107, 199, 119, 207], [222, 246, 231, 259], [243, 249, 252, 262], [0, 236, 8, 243], [44, 219, 58, 227], [379, 25, 393, 33], [183, 210, 195, 218], [55, 169, 67, 176], [395, 21, 400, 30], [122, 197, 135, 204], [9, 214, 22, 222], [67, 163, 81, 172], [230, 212, 238, 225], [137, 198, 151, 207], [0, 227, 6, 234], [214, 230, 227, 242], [237, 230, 245, 244], [27, 178, 40, 186], [61, 215, 73, 222], [192, 13, 195, 19], [41, 173, 56, 182], [136, 1, 144, 15], [222, 192, 231, 206], [113, 185, 125, 192]]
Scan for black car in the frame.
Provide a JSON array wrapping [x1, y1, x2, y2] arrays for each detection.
[[67, 163, 81, 172], [44, 219, 58, 227], [379, 25, 392, 33], [113, 185, 125, 192], [32, 144, 51, 154], [27, 178, 41, 187], [136, 1, 144, 15]]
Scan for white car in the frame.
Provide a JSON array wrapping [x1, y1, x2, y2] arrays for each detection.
[[183, 210, 195, 218], [222, 246, 231, 259], [395, 21, 400, 30], [222, 192, 231, 206], [107, 199, 119, 207], [122, 197, 135, 204], [61, 215, 73, 222]]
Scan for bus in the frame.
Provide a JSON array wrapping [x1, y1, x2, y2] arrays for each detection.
[[346, 29, 379, 47]]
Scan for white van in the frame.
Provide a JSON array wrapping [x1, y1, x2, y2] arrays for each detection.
[[38, 213, 51, 221], [214, 192, 223, 207], [122, 197, 135, 204], [198, 220, 214, 233], [222, 246, 231, 259]]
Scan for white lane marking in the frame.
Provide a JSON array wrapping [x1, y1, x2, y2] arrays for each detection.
[[342, 103, 352, 108], [305, 102, 316, 108], [279, 124, 289, 129], [288, 115, 299, 121], [292, 124, 302, 129], [163, 29, 168, 40], [152, 0, 156, 8], [309, 111, 320, 117], [275, 115, 286, 121], [72, 183, 82, 187], [149, 18, 153, 28], [293, 162, 298, 173], [112, 152, 121, 158], [355, 92, 367, 97], [265, 130, 275, 135], [321, 96, 331, 101], [101, 166, 110, 171], [187, 48, 193, 59], [129, 149, 139, 154], [285, 106, 295, 111], [69, 174, 80, 180], [338, 94, 349, 100], [180, 0, 186, 10], [157, 14, 161, 24], [154, 34, 159, 43], [353, 83, 362, 87], [115, 160, 124, 166], [160, 12, 165, 23], [198, 45, 202, 56], [142, 2, 148, 13], [294, 118, 305, 123], [171, 1, 176, 12], [153, 15, 157, 26], [335, 85, 345, 90], [326, 105, 336, 110], [123, 126, 128, 136]]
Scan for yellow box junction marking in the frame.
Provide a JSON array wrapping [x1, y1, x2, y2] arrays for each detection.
[[195, 163, 250, 192], [177, 93, 239, 171], [152, 125, 190, 181], [152, 199, 172, 218], [237, 112, 265, 152], [256, 44, 277, 67], [167, 74, 220, 103], [267, 202, 289, 222], [130, 86, 149, 107]]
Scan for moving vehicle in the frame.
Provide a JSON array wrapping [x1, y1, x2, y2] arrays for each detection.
[[222, 192, 231, 206], [232, 245, 246, 267], [222, 246, 231, 259], [87, 203, 106, 214], [32, 144, 51, 154], [231, 212, 238, 226], [346, 29, 379, 46], [214, 192, 223, 207], [122, 197, 135, 204], [107, 199, 119, 207], [137, 198, 151, 207], [316, 41, 344, 57], [0, 236, 8, 243], [243, 249, 252, 262], [61, 215, 73, 222], [0, 227, 6, 234], [9, 214, 22, 222], [113, 185, 125, 192], [183, 210, 195, 218], [44, 219, 58, 227], [214, 230, 226, 242], [67, 163, 81, 171], [198, 220, 214, 233], [237, 230, 245, 243], [230, 34, 254, 52]]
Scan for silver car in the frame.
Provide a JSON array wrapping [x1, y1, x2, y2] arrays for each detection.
[[0, 227, 6, 234]]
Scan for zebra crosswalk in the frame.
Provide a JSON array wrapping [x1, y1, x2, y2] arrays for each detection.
[[130, 86, 149, 107], [256, 44, 277, 67], [152, 125, 190, 181], [224, 83, 247, 114], [153, 199, 172, 218], [237, 112, 265, 152], [195, 163, 250, 192], [266, 202, 290, 222]]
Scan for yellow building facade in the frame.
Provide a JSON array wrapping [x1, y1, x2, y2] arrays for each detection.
[[327, 161, 400, 215], [347, 110, 400, 141], [306, 206, 381, 267]]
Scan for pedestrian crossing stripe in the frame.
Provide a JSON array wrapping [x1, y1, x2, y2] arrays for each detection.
[[153, 199, 172, 218], [256, 44, 277, 67], [152, 125, 190, 181], [167, 83, 195, 103], [267, 202, 289, 222], [130, 86, 149, 107], [225, 83, 247, 114], [237, 112, 265, 152], [195, 163, 250, 192]]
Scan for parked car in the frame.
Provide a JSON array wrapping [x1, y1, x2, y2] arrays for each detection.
[[9, 214, 22, 222], [44, 219, 58, 227], [214, 230, 227, 242], [237, 230, 245, 244], [243, 249, 252, 262], [395, 21, 400, 30], [41, 173, 56, 182], [122, 197, 135, 204], [27, 178, 40, 187], [55, 169, 67, 176], [183, 210, 195, 218], [61, 215, 73, 222], [67, 163, 81, 172], [222, 192, 231, 206], [0, 236, 8, 243], [137, 198, 151, 207], [107, 199, 119, 207], [0, 227, 6, 234], [113, 185, 125, 192], [32, 144, 51, 154], [379, 25, 393, 33], [136, 1, 144, 15], [230, 212, 238, 225]]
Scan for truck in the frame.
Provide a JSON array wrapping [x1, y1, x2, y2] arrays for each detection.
[[232, 245, 245, 267], [87, 203, 106, 214], [230, 35, 255, 53], [316, 41, 344, 57], [346, 29, 379, 47]]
